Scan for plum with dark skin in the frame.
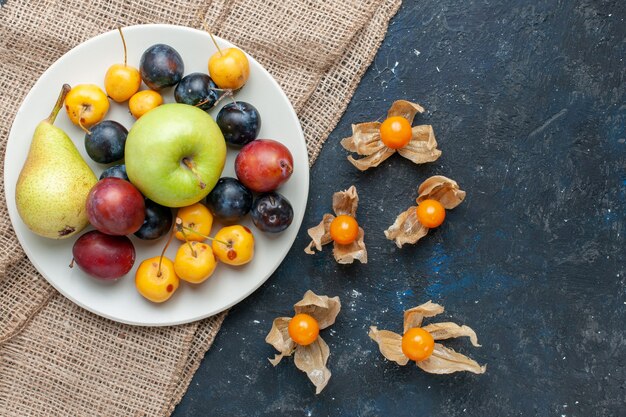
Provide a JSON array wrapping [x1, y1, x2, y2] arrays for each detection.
[[85, 120, 128, 164], [251, 192, 293, 233], [99, 164, 129, 181], [205, 177, 252, 223], [216, 101, 261, 147], [235, 139, 293, 192], [72, 230, 135, 280], [139, 44, 184, 90], [86, 178, 145, 235], [134, 199, 173, 240], [174, 72, 219, 111]]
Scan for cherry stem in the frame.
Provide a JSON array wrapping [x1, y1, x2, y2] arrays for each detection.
[[47, 84, 71, 125], [69, 258, 75, 268], [209, 32, 223, 57], [117, 27, 128, 67], [77, 107, 91, 135], [176, 218, 198, 257], [176, 222, 229, 247], [157, 223, 176, 277], [182, 157, 206, 189]]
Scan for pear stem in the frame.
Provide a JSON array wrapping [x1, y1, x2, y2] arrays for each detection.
[[176, 218, 198, 257], [47, 84, 71, 125], [118, 27, 128, 67], [182, 157, 206, 189], [157, 222, 176, 277]]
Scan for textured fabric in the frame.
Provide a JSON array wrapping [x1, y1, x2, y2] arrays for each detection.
[[0, 0, 401, 415]]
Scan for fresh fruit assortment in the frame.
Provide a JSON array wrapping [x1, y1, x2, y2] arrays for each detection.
[[15, 28, 297, 304]]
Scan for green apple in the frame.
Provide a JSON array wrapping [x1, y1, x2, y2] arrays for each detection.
[[125, 103, 226, 207]]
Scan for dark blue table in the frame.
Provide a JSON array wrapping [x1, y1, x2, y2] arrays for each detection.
[[174, 1, 626, 415]]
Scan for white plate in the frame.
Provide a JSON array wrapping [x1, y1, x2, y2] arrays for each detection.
[[4, 24, 309, 326]]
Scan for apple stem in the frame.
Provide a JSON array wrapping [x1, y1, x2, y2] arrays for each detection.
[[176, 218, 198, 257], [69, 258, 75, 268], [118, 27, 128, 67], [47, 84, 71, 125], [157, 223, 176, 277], [77, 106, 92, 135], [182, 157, 206, 189], [179, 224, 229, 247]]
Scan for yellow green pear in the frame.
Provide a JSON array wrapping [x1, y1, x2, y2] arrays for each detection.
[[15, 84, 98, 239]]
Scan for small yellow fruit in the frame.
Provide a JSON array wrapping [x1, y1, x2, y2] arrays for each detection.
[[129, 90, 163, 119], [174, 241, 218, 284], [105, 64, 141, 102], [175, 203, 213, 242], [135, 256, 179, 303], [212, 225, 254, 266], [208, 48, 250, 90], [65, 84, 109, 128]]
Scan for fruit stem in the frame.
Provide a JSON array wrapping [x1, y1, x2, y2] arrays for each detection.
[[77, 107, 92, 135], [176, 218, 198, 257], [182, 157, 206, 189], [157, 222, 176, 277], [209, 32, 223, 57], [47, 84, 71, 125], [178, 223, 229, 247], [230, 95, 239, 109], [211, 89, 234, 108], [118, 27, 128, 67]]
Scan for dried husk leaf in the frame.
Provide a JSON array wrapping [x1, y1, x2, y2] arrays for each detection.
[[416, 343, 486, 374], [397, 125, 442, 164], [332, 185, 359, 217], [387, 100, 425, 125], [294, 290, 341, 329], [266, 317, 296, 366], [293, 336, 332, 394], [346, 146, 396, 171], [422, 322, 481, 347], [304, 214, 335, 254], [368, 326, 409, 366], [403, 301, 445, 334], [417, 175, 466, 209], [333, 227, 367, 264], [340, 122, 383, 155], [384, 206, 428, 248]]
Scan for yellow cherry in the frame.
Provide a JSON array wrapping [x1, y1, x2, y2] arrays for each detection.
[[128, 90, 163, 119], [175, 203, 213, 242], [212, 225, 254, 266], [207, 33, 249, 90], [104, 28, 141, 102], [135, 256, 179, 303], [64, 84, 109, 128], [174, 241, 218, 284]]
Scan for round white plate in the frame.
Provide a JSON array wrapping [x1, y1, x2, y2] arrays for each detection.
[[4, 24, 309, 326]]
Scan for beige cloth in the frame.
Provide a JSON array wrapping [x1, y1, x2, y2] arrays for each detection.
[[0, 0, 401, 415]]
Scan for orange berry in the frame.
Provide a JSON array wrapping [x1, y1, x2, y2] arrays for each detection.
[[329, 215, 359, 245], [379, 116, 412, 149], [402, 327, 435, 361], [416, 199, 446, 228], [288, 313, 320, 346]]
